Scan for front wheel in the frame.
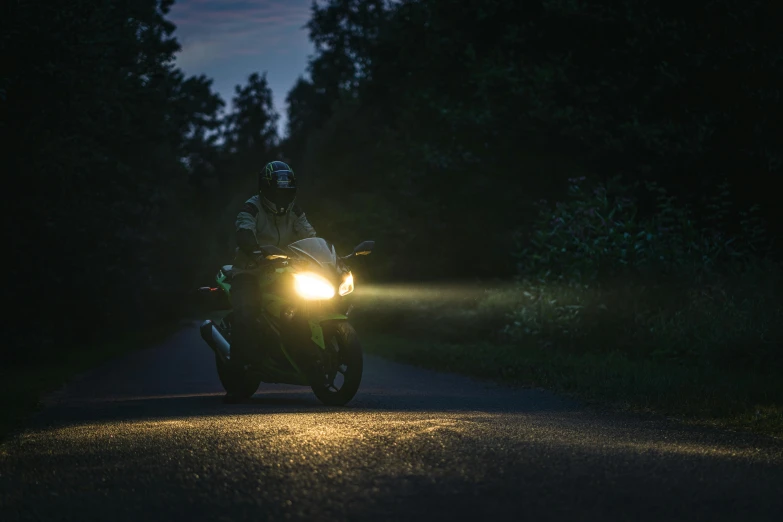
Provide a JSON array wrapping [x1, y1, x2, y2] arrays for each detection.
[[310, 322, 363, 406]]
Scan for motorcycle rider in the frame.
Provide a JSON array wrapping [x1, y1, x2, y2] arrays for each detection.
[[226, 160, 317, 402]]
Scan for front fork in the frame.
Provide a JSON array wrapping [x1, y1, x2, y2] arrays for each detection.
[[276, 313, 349, 385], [308, 314, 349, 349]]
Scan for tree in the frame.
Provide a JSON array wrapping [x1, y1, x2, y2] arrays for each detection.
[[282, 0, 783, 280], [223, 72, 279, 164], [2, 0, 231, 364]]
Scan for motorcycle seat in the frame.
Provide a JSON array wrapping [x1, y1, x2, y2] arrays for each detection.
[[221, 265, 234, 278]]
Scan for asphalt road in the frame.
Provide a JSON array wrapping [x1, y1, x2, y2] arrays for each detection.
[[2, 323, 782, 522]]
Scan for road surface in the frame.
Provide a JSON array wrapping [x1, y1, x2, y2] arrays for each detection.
[[2, 322, 782, 521]]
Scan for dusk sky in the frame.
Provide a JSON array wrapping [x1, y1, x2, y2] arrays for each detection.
[[169, 0, 316, 136]]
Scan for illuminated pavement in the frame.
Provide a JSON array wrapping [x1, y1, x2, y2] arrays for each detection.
[[1, 323, 782, 521]]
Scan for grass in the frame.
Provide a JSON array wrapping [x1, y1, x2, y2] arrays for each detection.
[[0, 319, 184, 442], [350, 276, 783, 438]]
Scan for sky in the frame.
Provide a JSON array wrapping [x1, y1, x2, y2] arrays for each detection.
[[169, 0, 316, 137]]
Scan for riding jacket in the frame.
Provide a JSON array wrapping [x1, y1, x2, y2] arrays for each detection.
[[233, 195, 317, 270]]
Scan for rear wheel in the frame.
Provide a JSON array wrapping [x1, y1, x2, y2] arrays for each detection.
[[310, 322, 363, 406], [215, 355, 261, 399]]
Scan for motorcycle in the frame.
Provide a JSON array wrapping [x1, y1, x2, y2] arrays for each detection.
[[198, 237, 374, 406]]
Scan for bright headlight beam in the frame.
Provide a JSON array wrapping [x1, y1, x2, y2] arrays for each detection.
[[293, 272, 335, 300], [339, 272, 354, 296]]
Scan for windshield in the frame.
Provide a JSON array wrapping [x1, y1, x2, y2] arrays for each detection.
[[287, 237, 338, 268]]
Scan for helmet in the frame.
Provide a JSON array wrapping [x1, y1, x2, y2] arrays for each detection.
[[258, 160, 297, 215]]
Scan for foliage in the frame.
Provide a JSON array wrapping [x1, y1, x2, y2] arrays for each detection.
[[498, 174, 782, 373], [2, 1, 279, 366], [352, 271, 783, 435], [516, 176, 770, 283], [281, 0, 783, 281], [223, 72, 279, 159]]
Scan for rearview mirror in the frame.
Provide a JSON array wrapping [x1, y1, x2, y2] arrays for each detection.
[[352, 240, 375, 256]]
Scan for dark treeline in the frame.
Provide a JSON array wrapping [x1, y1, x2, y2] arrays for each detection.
[[3, 0, 781, 365], [3, 1, 278, 365], [286, 0, 782, 281]]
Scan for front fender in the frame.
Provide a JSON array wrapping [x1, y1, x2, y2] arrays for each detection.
[[309, 314, 348, 349]]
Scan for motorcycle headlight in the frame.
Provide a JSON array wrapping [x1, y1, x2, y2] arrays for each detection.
[[339, 272, 354, 296], [293, 272, 335, 300]]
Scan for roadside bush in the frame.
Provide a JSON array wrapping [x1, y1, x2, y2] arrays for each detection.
[[351, 176, 781, 430], [515, 176, 769, 283], [504, 176, 781, 373]]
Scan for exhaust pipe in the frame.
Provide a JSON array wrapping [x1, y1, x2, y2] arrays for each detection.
[[200, 320, 231, 362]]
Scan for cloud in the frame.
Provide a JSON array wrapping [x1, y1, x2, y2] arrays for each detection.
[[170, 0, 313, 71]]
